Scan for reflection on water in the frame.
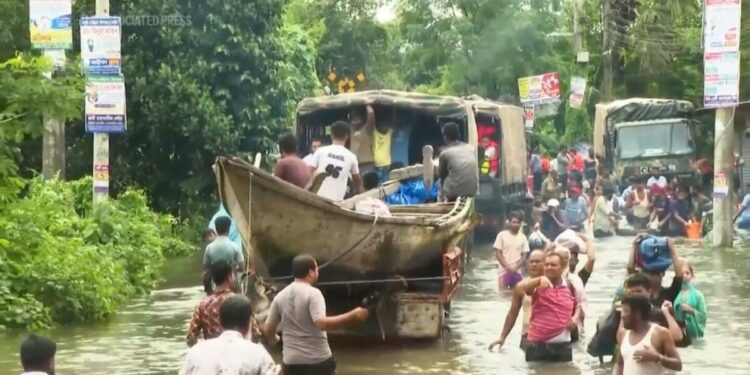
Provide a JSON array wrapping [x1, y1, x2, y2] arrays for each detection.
[[1, 238, 750, 374]]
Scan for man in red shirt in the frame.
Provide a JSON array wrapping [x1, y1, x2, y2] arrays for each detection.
[[569, 148, 585, 172]]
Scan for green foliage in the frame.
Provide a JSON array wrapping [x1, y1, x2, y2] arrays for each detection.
[[0, 177, 191, 329]]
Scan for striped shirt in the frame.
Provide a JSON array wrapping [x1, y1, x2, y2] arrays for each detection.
[[527, 280, 577, 343]]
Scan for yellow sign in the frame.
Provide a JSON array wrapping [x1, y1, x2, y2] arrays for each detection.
[[327, 71, 337, 82], [517, 77, 530, 102], [356, 72, 365, 82]]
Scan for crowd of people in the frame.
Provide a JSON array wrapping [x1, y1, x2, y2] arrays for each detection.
[[491, 226, 708, 371], [527, 145, 719, 242]]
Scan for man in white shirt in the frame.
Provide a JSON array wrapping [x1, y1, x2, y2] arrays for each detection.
[[302, 137, 322, 165], [182, 295, 279, 375], [307, 121, 363, 201], [647, 175, 667, 189], [19, 334, 56, 375]]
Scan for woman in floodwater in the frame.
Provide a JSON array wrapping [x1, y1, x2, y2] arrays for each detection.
[[673, 260, 707, 340]]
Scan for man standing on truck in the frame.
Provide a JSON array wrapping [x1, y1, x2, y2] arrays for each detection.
[[307, 121, 364, 201], [438, 122, 479, 202]]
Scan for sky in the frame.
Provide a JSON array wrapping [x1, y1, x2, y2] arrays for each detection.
[[375, 2, 396, 23]]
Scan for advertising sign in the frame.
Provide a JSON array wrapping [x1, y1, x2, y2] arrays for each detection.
[[85, 75, 127, 133], [29, 0, 73, 49], [704, 51, 740, 108], [705, 0, 741, 52], [80, 17, 122, 75], [569, 76, 587, 109], [524, 105, 535, 129], [518, 72, 560, 105]]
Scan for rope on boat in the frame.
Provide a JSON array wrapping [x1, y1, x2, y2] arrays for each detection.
[[314, 275, 449, 286], [262, 212, 380, 282]]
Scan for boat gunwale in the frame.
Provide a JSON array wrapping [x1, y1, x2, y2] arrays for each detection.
[[216, 157, 473, 229]]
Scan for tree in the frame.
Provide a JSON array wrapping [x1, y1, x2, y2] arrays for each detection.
[[55, 0, 322, 217]]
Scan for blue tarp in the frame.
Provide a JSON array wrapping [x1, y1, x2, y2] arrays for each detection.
[[208, 204, 243, 249], [385, 179, 440, 205]]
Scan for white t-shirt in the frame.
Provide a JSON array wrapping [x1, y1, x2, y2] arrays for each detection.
[[302, 153, 315, 165], [181, 330, 278, 375], [306, 144, 359, 201]]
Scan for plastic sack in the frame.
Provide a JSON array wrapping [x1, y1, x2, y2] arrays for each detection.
[[385, 179, 439, 205]]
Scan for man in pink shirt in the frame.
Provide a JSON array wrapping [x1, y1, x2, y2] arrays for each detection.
[[517, 252, 579, 362]]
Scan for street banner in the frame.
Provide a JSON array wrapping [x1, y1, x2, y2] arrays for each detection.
[[80, 17, 122, 75], [518, 72, 560, 105], [85, 75, 127, 133], [569, 76, 587, 109], [703, 0, 741, 108], [524, 105, 535, 129], [29, 0, 73, 49], [704, 51, 740, 108], [704, 0, 741, 53]]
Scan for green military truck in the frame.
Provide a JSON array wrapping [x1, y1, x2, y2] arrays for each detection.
[[593, 98, 697, 183]]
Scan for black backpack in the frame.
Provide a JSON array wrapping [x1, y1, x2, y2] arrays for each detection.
[[587, 307, 620, 362]]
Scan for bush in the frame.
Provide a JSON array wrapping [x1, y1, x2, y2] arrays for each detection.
[[0, 176, 192, 329]]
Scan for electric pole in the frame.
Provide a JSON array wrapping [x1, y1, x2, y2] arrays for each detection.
[[93, 0, 110, 203], [601, 0, 614, 101]]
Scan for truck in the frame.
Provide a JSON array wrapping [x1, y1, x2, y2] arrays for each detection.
[[465, 96, 529, 239], [593, 98, 697, 183]]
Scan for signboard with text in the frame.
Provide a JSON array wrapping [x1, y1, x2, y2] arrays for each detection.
[[85, 75, 127, 133], [80, 17, 122, 75], [518, 72, 560, 105], [29, 0, 73, 49], [703, 0, 741, 108]]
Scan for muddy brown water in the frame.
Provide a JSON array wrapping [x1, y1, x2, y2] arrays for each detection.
[[1, 236, 749, 374]]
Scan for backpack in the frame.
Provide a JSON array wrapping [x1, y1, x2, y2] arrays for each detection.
[[587, 308, 620, 360], [636, 235, 672, 272]]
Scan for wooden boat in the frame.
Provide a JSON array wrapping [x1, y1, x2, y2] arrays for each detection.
[[214, 157, 476, 340], [215, 156, 475, 284]]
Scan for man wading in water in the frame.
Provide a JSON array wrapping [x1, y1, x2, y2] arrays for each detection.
[[203, 216, 244, 293], [263, 255, 369, 375], [613, 294, 682, 375], [19, 334, 57, 375], [489, 249, 545, 350], [187, 261, 262, 347], [517, 252, 579, 362], [494, 211, 530, 290]]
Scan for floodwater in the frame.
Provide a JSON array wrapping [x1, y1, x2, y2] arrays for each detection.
[[2, 236, 750, 374]]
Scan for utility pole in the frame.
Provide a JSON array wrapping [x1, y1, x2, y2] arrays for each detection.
[[41, 50, 65, 179], [712, 108, 735, 247], [601, 0, 614, 101], [93, 0, 110, 203], [705, 0, 741, 247]]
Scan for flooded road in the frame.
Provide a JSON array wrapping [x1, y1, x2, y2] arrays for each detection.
[[2, 236, 750, 374]]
